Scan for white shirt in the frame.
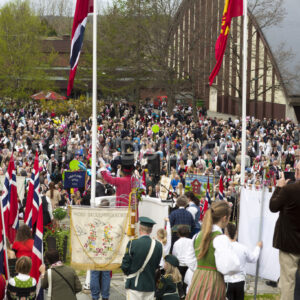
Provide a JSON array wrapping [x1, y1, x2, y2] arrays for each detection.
[[186, 204, 198, 220], [212, 225, 241, 275], [172, 237, 197, 269], [224, 242, 260, 283]]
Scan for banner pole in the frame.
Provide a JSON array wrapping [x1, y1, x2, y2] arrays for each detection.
[[240, 0, 248, 186], [254, 169, 265, 299], [90, 0, 98, 207]]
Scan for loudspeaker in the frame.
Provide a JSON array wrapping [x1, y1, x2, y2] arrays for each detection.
[[144, 153, 160, 175]]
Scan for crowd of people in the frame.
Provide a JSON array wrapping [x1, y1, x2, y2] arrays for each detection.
[[0, 101, 299, 210], [0, 100, 300, 300]]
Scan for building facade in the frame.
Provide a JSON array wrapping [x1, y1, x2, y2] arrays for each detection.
[[168, 0, 298, 121]]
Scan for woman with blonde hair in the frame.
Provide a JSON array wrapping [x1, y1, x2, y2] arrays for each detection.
[[186, 201, 240, 300]]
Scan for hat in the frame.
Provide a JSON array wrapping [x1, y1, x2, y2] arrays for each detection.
[[139, 217, 156, 228], [164, 255, 179, 267]]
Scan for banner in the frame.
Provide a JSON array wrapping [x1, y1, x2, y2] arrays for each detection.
[[185, 174, 215, 195], [70, 207, 131, 270], [160, 176, 171, 200], [238, 188, 280, 281], [64, 171, 86, 188]]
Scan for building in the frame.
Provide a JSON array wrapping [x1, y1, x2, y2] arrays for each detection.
[[168, 0, 300, 121]]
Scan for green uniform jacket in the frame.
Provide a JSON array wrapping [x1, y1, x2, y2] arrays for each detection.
[[121, 235, 163, 292], [155, 275, 180, 300]]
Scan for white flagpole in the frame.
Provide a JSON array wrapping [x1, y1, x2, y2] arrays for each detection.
[[0, 196, 10, 279], [240, 0, 248, 185], [91, 0, 98, 207]]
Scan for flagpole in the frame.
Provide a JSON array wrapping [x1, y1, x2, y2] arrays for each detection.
[[0, 197, 10, 279], [240, 0, 248, 186], [91, 0, 98, 207]]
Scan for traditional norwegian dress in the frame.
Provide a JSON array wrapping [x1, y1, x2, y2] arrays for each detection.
[[186, 225, 240, 300]]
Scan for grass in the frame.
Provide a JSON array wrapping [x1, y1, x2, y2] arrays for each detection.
[[245, 294, 279, 300]]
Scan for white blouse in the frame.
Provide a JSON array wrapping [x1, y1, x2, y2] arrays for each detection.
[[212, 225, 241, 275]]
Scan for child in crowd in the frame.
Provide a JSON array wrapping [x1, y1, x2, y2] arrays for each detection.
[[156, 218, 172, 268], [155, 255, 182, 300], [172, 225, 197, 295], [224, 223, 262, 300], [6, 256, 36, 300]]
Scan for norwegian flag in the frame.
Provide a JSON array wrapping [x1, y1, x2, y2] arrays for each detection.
[[24, 152, 41, 229], [30, 203, 44, 300], [199, 197, 208, 222], [219, 175, 225, 200], [67, 0, 93, 96], [0, 212, 9, 279], [206, 178, 211, 205], [1, 153, 18, 244]]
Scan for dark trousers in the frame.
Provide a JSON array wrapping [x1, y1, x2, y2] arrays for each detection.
[[226, 281, 245, 300], [178, 266, 188, 295]]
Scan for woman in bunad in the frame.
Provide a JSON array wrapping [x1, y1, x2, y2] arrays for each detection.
[[186, 201, 240, 300]]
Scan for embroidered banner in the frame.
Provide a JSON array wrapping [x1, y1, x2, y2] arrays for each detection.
[[70, 207, 131, 270]]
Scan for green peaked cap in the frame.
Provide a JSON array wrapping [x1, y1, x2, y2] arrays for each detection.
[[164, 254, 179, 267], [139, 216, 156, 228]]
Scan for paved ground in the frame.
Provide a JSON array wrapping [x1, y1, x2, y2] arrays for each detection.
[[77, 274, 126, 300], [76, 273, 278, 299]]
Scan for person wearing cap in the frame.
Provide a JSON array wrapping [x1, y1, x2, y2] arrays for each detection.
[[155, 255, 181, 300], [99, 158, 135, 207], [121, 217, 163, 300]]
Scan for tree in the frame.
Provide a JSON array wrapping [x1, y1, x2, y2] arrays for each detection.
[[0, 0, 55, 100]]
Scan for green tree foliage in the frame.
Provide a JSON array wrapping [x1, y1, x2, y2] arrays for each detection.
[[0, 0, 55, 100]]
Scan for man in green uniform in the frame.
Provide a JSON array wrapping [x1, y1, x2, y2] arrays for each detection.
[[121, 217, 163, 300]]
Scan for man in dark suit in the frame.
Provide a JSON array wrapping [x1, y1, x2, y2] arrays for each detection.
[[121, 217, 162, 300], [270, 163, 300, 300]]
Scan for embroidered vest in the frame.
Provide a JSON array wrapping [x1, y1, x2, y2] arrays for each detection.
[[194, 231, 221, 271]]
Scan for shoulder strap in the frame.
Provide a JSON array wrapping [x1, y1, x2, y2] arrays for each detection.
[[52, 268, 75, 295], [127, 238, 156, 287], [47, 269, 52, 299]]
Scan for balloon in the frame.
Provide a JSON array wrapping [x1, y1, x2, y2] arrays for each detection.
[[69, 159, 80, 171], [152, 124, 160, 133]]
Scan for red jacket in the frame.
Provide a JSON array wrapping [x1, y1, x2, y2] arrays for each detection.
[[12, 239, 34, 258], [101, 171, 134, 207]]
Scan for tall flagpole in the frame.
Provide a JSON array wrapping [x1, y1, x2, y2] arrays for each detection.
[[240, 0, 247, 185], [91, 0, 97, 207]]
